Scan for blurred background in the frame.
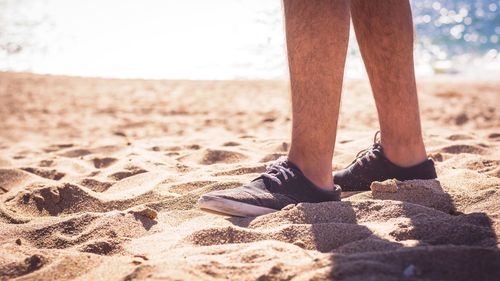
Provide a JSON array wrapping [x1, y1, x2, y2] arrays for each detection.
[[0, 0, 498, 80]]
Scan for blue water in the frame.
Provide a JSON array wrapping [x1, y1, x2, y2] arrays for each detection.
[[0, 0, 498, 79], [412, 0, 499, 68]]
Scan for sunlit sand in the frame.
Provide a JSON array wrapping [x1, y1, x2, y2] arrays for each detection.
[[0, 72, 499, 280]]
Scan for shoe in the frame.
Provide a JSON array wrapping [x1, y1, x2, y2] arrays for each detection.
[[333, 132, 437, 192], [198, 157, 341, 217]]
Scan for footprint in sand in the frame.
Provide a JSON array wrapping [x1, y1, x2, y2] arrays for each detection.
[[222, 141, 241, 147], [0, 168, 36, 194], [186, 144, 201, 150], [108, 165, 148, 181], [0, 254, 46, 280], [79, 178, 113, 192], [92, 157, 118, 169], [38, 159, 55, 167], [19, 211, 155, 254], [487, 132, 500, 139], [20, 167, 65, 181], [464, 159, 500, 175], [58, 149, 92, 158], [446, 134, 475, 141], [43, 143, 74, 153], [78, 240, 121, 255], [5, 183, 102, 216], [440, 144, 487, 155]]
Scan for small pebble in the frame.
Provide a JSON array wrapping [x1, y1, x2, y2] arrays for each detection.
[[128, 207, 158, 220]]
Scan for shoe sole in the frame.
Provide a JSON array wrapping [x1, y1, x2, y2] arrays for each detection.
[[198, 195, 278, 217]]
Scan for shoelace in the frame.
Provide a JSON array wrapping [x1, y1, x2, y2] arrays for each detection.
[[261, 156, 296, 186], [348, 131, 382, 167]]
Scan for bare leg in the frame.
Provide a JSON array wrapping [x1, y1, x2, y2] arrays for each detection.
[[351, 0, 427, 167], [284, 0, 350, 189]]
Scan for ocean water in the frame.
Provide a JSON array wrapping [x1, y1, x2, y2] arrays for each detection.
[[0, 0, 498, 79], [412, 0, 500, 76]]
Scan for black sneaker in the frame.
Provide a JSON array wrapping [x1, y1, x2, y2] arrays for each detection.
[[198, 157, 341, 217], [333, 132, 437, 192]]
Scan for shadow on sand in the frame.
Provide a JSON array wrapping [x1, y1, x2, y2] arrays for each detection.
[[226, 180, 500, 281]]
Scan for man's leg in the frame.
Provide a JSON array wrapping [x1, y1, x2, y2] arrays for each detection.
[[350, 0, 427, 167], [285, 0, 350, 189], [197, 0, 348, 216]]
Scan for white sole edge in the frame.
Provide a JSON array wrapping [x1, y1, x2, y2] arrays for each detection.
[[198, 195, 278, 217]]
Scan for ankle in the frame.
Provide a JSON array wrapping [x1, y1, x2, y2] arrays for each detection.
[[381, 141, 427, 167], [288, 153, 333, 190]]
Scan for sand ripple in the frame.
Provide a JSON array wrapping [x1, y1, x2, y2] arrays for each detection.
[[0, 73, 498, 280]]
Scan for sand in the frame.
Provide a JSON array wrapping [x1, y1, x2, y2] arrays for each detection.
[[0, 71, 499, 280]]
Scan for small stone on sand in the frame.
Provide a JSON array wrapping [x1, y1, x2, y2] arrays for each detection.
[[128, 207, 158, 220]]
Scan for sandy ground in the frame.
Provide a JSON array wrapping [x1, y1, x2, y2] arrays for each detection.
[[0, 72, 499, 280]]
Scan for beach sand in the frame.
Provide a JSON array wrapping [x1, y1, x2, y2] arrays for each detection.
[[0, 72, 499, 280]]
